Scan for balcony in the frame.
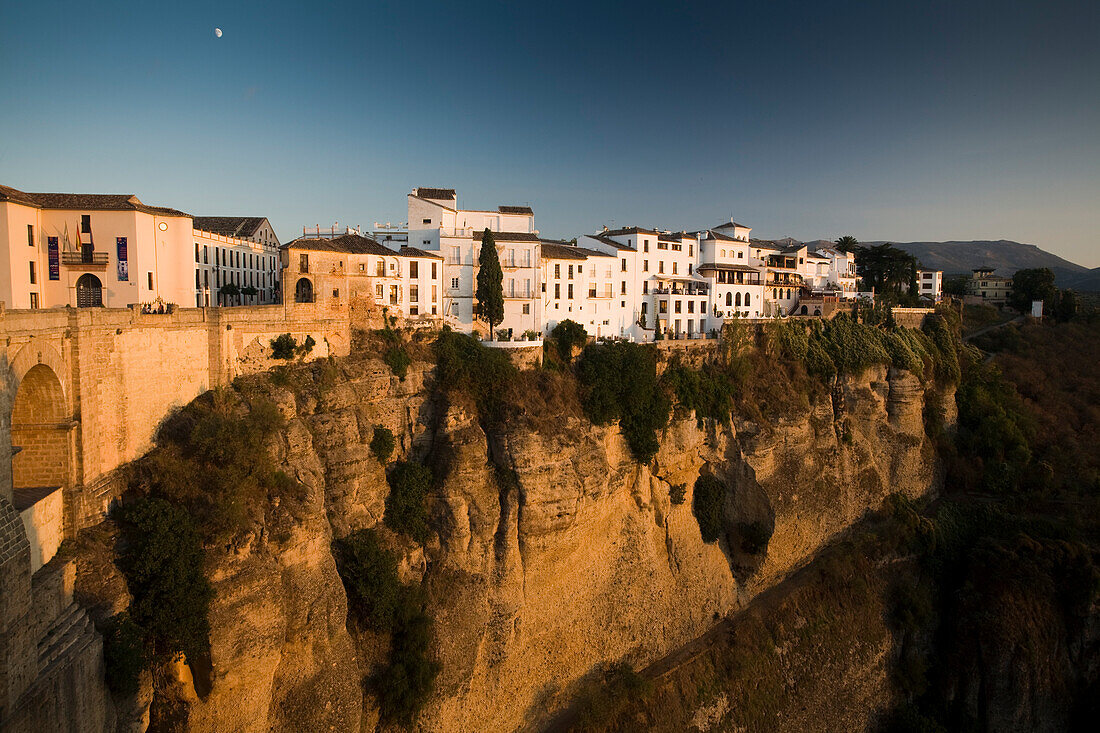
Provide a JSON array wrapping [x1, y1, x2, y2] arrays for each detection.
[[61, 251, 108, 268]]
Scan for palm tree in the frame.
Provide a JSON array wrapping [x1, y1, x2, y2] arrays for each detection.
[[835, 235, 859, 252]]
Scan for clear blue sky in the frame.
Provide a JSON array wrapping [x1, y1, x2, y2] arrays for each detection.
[[2, 0, 1098, 266]]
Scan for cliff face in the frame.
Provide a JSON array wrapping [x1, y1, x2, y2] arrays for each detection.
[[93, 354, 952, 732]]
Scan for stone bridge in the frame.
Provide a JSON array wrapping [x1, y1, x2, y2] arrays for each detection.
[[0, 303, 349, 729]]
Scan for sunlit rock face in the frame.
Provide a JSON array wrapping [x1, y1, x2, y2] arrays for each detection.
[[99, 356, 949, 732]]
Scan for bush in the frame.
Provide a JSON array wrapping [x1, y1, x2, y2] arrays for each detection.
[[669, 483, 687, 505], [332, 529, 439, 725], [433, 330, 516, 424], [102, 613, 146, 697], [370, 426, 395, 463], [550, 319, 588, 361], [577, 341, 669, 464], [692, 475, 727, 543], [738, 520, 771, 555], [297, 334, 316, 356], [270, 333, 297, 360], [384, 346, 412, 380], [115, 497, 212, 664], [149, 390, 292, 539], [384, 461, 432, 543], [575, 661, 652, 729]]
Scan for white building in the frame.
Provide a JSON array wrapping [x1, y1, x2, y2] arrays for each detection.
[[916, 269, 943, 302], [406, 188, 540, 338], [1, 184, 194, 309], [192, 217, 281, 307]]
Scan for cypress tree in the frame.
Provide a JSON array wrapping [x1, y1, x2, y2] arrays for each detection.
[[475, 228, 505, 339]]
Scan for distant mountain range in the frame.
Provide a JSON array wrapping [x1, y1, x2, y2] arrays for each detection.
[[797, 239, 1098, 291]]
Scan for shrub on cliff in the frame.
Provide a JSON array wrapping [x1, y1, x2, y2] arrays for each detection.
[[577, 341, 670, 464], [149, 389, 299, 539], [370, 426, 395, 463], [102, 612, 146, 697], [270, 333, 297, 359], [550, 319, 588, 362], [384, 461, 432, 543], [662, 360, 736, 424], [333, 529, 440, 726], [432, 329, 516, 423], [692, 475, 727, 544], [384, 346, 412, 380], [115, 497, 212, 665]]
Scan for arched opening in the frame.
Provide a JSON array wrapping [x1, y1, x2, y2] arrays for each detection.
[[735, 292, 742, 307], [745, 293, 751, 306], [76, 274, 103, 307], [295, 278, 314, 303], [800, 305, 808, 315], [11, 364, 69, 493], [725, 292, 732, 306]]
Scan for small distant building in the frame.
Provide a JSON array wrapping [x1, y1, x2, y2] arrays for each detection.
[[916, 269, 943, 302], [966, 267, 1012, 306]]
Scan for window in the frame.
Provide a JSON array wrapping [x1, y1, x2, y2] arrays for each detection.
[[452, 246, 461, 264], [204, 271, 209, 286], [643, 260, 649, 272], [643, 239, 649, 252], [359, 263, 365, 271], [688, 300, 694, 313], [410, 261, 419, 278], [568, 284, 574, 299], [726, 292, 732, 306], [450, 277, 459, 289], [432, 285, 437, 301], [300, 253, 309, 272], [28, 224, 34, 246], [204, 246, 209, 264], [422, 218, 432, 224], [641, 302, 648, 315], [621, 280, 626, 294], [431, 262, 437, 278], [643, 281, 648, 294], [675, 300, 682, 313], [80, 215, 90, 233], [410, 285, 419, 302], [657, 240, 667, 250], [568, 265, 573, 279], [522, 303, 530, 314], [736, 292, 742, 307], [621, 259, 627, 271], [555, 283, 561, 299], [658, 262, 665, 274], [738, 251, 743, 259], [555, 263, 561, 278], [688, 245, 693, 256], [377, 284, 384, 297], [410, 306, 419, 315], [673, 262, 678, 275], [147, 272, 153, 290], [333, 289, 340, 298], [744, 293, 750, 306], [195, 269, 200, 288], [688, 264, 693, 275], [29, 262, 36, 284], [30, 292, 39, 309]]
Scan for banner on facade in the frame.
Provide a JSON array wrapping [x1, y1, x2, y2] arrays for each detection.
[[48, 237, 60, 280], [116, 237, 128, 281]]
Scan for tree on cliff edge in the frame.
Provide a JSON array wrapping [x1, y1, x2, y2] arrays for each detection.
[[475, 228, 504, 339]]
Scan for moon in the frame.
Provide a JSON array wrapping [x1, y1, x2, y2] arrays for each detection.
[[214, 28, 223, 38]]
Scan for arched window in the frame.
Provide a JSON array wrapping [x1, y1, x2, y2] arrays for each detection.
[[294, 278, 314, 303], [800, 305, 808, 315], [735, 292, 742, 307], [725, 292, 732, 306], [745, 293, 751, 306], [76, 273, 103, 307]]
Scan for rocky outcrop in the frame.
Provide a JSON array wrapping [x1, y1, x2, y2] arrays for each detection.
[[69, 351, 952, 732]]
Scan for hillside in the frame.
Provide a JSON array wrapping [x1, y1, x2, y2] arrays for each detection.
[[864, 240, 1088, 283]]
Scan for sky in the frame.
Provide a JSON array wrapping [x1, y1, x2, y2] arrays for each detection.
[[2, 0, 1098, 267]]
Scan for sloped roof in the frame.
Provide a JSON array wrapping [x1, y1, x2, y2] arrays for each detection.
[[470, 231, 540, 242], [0, 184, 189, 216], [397, 246, 443, 259], [414, 187, 456, 200], [573, 246, 616, 258], [498, 205, 534, 215], [701, 229, 743, 242], [540, 242, 589, 260], [284, 233, 394, 255], [697, 263, 760, 273], [602, 226, 657, 237], [586, 234, 636, 251], [193, 216, 268, 238]]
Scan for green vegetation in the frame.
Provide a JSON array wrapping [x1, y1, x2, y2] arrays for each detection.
[[475, 228, 504, 338], [433, 328, 517, 425], [333, 529, 439, 726], [270, 333, 297, 359], [384, 346, 412, 380], [851, 243, 919, 302], [370, 425, 396, 463], [551, 319, 588, 362], [146, 389, 301, 539], [1009, 267, 1057, 312], [573, 662, 652, 729], [669, 483, 687, 505], [576, 341, 669, 463], [114, 497, 212, 666], [102, 612, 146, 697], [692, 475, 727, 544], [384, 461, 432, 543], [270, 333, 316, 360], [834, 235, 859, 252]]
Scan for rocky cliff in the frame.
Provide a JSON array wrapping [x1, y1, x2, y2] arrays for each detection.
[[72, 343, 953, 732]]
